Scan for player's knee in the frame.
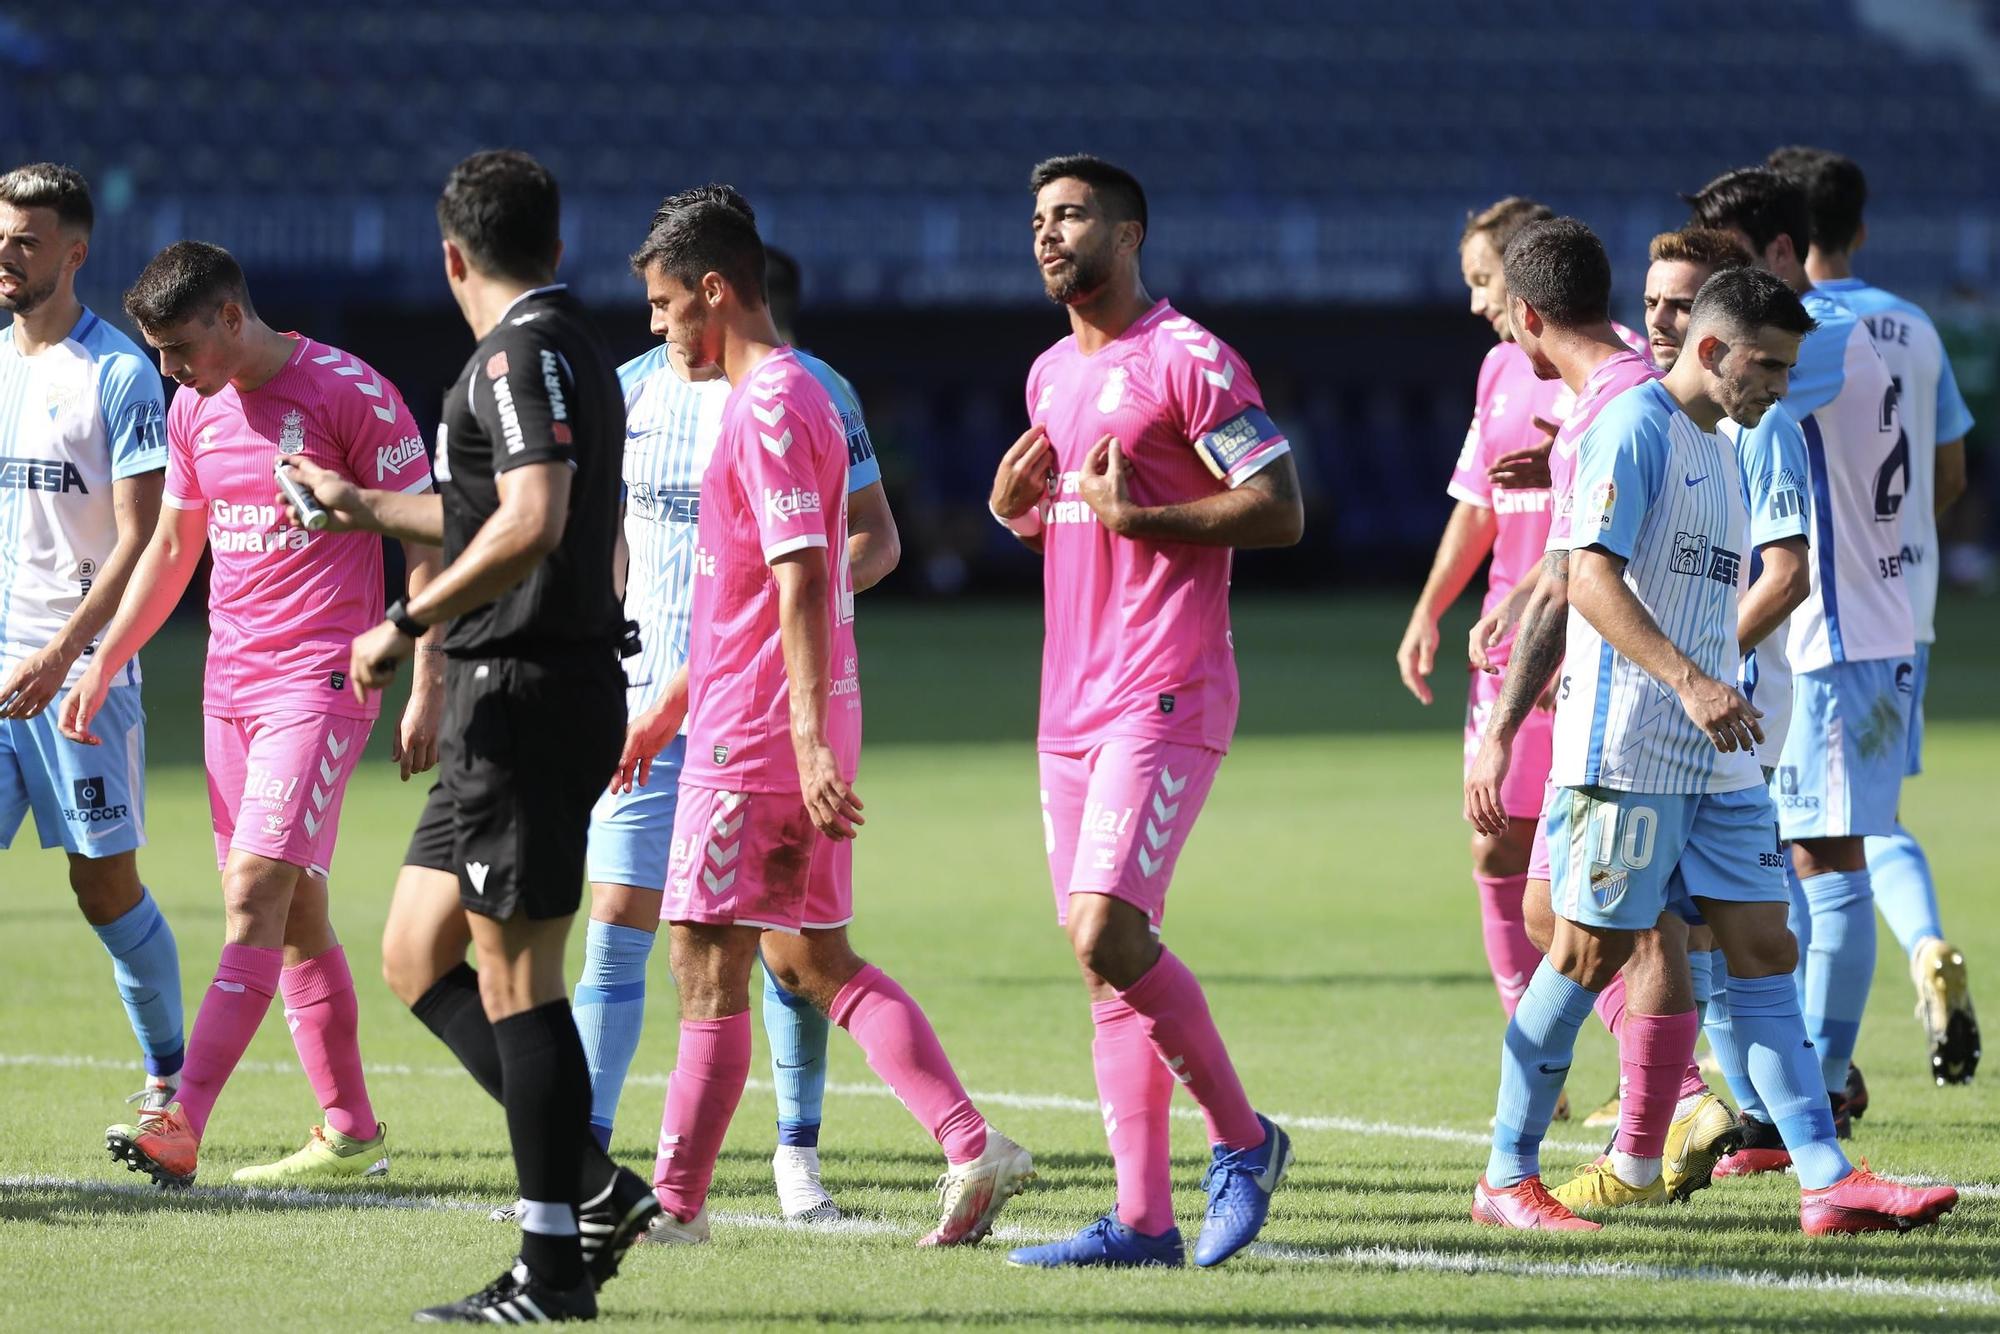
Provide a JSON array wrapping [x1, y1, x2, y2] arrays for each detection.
[[66, 856, 140, 924], [380, 936, 439, 1007], [1523, 882, 1555, 953], [1069, 916, 1155, 991], [1470, 827, 1530, 878]]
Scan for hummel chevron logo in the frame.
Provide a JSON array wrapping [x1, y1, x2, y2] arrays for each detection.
[[1151, 793, 1180, 823], [1183, 338, 1220, 363], [303, 811, 323, 838], [1144, 821, 1171, 851], [311, 349, 343, 366], [706, 839, 740, 866], [1160, 316, 1191, 331], [319, 757, 338, 786], [751, 402, 786, 427], [750, 382, 782, 401], [760, 429, 794, 458], [1160, 769, 1186, 797], [466, 861, 490, 894], [1202, 363, 1236, 391], [1138, 848, 1162, 876], [711, 811, 745, 838], [702, 867, 737, 895], [310, 785, 333, 812], [1164, 1054, 1193, 1086], [325, 733, 350, 760], [1101, 1100, 1119, 1135]]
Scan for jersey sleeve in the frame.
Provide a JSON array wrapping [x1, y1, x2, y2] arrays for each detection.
[[97, 351, 168, 481], [161, 393, 203, 510], [1740, 410, 1809, 549], [1568, 409, 1660, 561], [1935, 339, 1975, 444], [471, 327, 579, 475], [818, 363, 881, 492], [1160, 328, 1290, 487], [1447, 354, 1496, 507], [742, 386, 838, 564], [337, 361, 434, 495]]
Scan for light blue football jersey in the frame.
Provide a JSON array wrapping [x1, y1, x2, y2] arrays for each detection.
[[1815, 277, 1974, 644], [1553, 379, 1761, 795]]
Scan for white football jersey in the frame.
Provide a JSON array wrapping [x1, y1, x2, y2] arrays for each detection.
[[1815, 278, 1974, 644], [1553, 380, 1762, 795], [1781, 290, 1915, 673], [1722, 403, 1811, 763], [0, 309, 166, 690]]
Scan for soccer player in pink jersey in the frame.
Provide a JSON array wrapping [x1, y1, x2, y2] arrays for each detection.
[[634, 190, 1033, 1250], [1398, 196, 1563, 1023], [60, 242, 442, 1188], [994, 156, 1303, 1271]]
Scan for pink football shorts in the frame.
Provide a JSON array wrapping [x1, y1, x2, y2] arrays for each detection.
[[1039, 735, 1224, 931], [204, 711, 372, 878], [1528, 775, 1557, 883], [664, 784, 854, 934], [1465, 667, 1555, 823]]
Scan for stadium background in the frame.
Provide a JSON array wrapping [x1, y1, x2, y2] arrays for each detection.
[[6, 4, 2000, 1329], [5, 0, 1999, 599]]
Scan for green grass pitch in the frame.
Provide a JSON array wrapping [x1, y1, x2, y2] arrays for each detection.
[[3, 595, 1996, 1331]]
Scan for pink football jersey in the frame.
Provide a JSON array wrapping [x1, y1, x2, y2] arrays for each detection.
[[162, 336, 432, 720], [1025, 300, 1290, 753], [681, 347, 860, 794], [1545, 346, 1661, 553], [1447, 341, 1566, 653]]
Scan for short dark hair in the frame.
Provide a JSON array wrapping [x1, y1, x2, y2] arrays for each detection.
[[631, 183, 757, 275], [1688, 265, 1818, 343], [1648, 227, 1753, 272], [123, 240, 253, 330], [1029, 154, 1147, 246], [1461, 196, 1553, 254], [436, 150, 561, 284], [1766, 145, 1867, 255], [629, 187, 766, 306], [0, 162, 93, 233], [764, 245, 801, 335], [1501, 217, 1611, 328], [1684, 167, 1810, 264]]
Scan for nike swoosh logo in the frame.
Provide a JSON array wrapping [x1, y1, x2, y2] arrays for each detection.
[[1537, 1062, 1571, 1075], [774, 1060, 818, 1070], [1684, 474, 1708, 487]]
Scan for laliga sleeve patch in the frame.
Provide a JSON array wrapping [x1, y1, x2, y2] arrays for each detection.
[[1587, 479, 1617, 530], [1193, 408, 1282, 483]]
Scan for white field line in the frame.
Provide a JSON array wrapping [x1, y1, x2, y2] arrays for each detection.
[[0, 1050, 1605, 1156], [8, 1051, 1995, 1200], [5, 1175, 1992, 1311]]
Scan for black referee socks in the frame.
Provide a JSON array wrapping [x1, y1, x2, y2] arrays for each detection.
[[494, 1000, 595, 1290]]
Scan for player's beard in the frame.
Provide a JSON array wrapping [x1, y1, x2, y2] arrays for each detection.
[[1715, 371, 1775, 426], [1041, 247, 1112, 306], [0, 267, 55, 316]]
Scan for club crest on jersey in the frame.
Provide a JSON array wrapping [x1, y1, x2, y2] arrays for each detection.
[[1158, 693, 1176, 715], [277, 408, 306, 455], [713, 745, 730, 765], [1588, 862, 1629, 912], [1097, 368, 1127, 414]]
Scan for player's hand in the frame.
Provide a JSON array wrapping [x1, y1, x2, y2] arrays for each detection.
[[1468, 605, 1514, 675], [1487, 416, 1559, 489], [613, 685, 689, 795], [349, 621, 414, 702], [1464, 734, 1513, 837], [393, 669, 442, 781], [990, 423, 1053, 521], [1396, 615, 1439, 704], [1078, 435, 1136, 534], [1676, 674, 1764, 754], [796, 741, 864, 841], [56, 666, 112, 746], [277, 456, 371, 533], [0, 644, 74, 720]]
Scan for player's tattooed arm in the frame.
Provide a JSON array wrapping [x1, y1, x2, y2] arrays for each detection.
[[1736, 536, 1808, 655], [1569, 546, 1762, 754], [1085, 441, 1304, 548]]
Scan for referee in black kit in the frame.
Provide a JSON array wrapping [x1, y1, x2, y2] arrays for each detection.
[[281, 149, 656, 1324]]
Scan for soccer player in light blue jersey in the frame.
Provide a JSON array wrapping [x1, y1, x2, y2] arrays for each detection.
[[562, 190, 897, 1223], [1688, 168, 1916, 1142], [0, 164, 185, 1121], [1770, 145, 1980, 1086], [1473, 264, 1956, 1236]]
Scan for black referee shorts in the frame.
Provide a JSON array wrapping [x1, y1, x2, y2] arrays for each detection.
[[406, 654, 625, 921]]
